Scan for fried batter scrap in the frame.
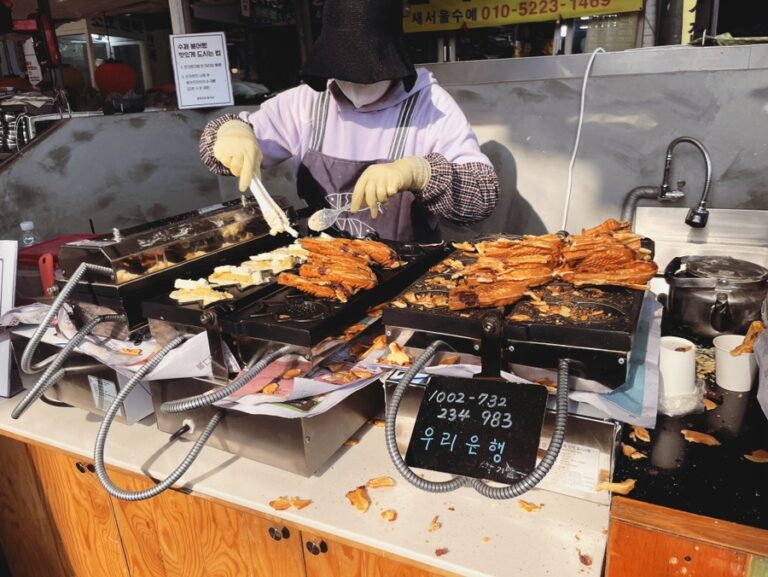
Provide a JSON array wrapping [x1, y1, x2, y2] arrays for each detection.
[[744, 449, 768, 463], [731, 320, 765, 356], [595, 478, 636, 495], [452, 241, 477, 252], [681, 429, 720, 446], [380, 342, 412, 366], [629, 425, 651, 443], [381, 509, 398, 522], [425, 276, 458, 290], [403, 291, 449, 309], [345, 486, 371, 513], [366, 476, 396, 489]]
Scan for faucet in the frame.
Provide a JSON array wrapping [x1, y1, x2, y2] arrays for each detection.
[[661, 136, 713, 228], [620, 136, 712, 229]]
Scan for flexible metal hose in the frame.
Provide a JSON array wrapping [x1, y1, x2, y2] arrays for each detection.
[[93, 337, 226, 501], [12, 314, 124, 419], [21, 262, 114, 374], [160, 345, 294, 413], [385, 340, 468, 493], [471, 359, 571, 499]]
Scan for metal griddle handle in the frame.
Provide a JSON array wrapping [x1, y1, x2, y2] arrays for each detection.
[[476, 312, 504, 380]]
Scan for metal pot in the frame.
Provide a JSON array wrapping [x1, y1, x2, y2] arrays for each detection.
[[663, 256, 768, 341]]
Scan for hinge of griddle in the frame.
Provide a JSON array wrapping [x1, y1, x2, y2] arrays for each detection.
[[475, 310, 504, 380]]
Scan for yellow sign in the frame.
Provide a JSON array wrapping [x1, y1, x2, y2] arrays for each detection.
[[404, 0, 643, 32]]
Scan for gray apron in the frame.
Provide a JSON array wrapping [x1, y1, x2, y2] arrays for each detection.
[[296, 89, 440, 243]]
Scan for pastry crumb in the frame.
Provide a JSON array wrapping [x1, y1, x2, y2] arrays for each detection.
[[428, 515, 442, 532], [380, 509, 398, 522]]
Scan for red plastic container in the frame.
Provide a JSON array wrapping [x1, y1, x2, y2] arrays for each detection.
[[16, 234, 99, 304]]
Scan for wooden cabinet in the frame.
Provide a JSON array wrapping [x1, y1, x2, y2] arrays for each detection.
[[608, 520, 748, 577], [0, 436, 70, 577], [245, 512, 306, 577], [0, 434, 449, 577], [301, 530, 443, 577], [302, 531, 364, 577], [606, 497, 768, 577], [28, 443, 130, 577]]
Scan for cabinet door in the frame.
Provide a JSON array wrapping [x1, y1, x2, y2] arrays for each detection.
[[148, 487, 254, 577], [28, 444, 130, 577], [302, 532, 365, 577], [108, 471, 169, 577], [110, 468, 305, 577], [0, 436, 70, 577], [245, 513, 306, 577], [607, 520, 749, 577]]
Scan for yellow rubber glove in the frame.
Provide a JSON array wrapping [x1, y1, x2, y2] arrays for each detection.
[[350, 157, 431, 219], [213, 120, 263, 192]]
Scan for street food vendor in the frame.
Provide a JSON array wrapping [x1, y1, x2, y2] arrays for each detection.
[[199, 0, 498, 242]]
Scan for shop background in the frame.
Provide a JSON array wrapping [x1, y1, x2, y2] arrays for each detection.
[[0, 44, 766, 241]]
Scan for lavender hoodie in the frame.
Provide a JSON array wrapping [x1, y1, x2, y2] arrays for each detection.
[[200, 69, 498, 224]]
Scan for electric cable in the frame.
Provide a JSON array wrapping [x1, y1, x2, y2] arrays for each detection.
[[12, 314, 124, 419], [20, 262, 114, 375], [561, 47, 605, 232], [385, 340, 469, 493], [93, 337, 225, 502], [470, 359, 571, 499]]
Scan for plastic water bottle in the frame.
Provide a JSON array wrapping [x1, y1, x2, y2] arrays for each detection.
[[19, 221, 41, 247]]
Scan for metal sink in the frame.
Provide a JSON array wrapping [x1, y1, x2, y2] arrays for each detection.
[[634, 207, 768, 272]]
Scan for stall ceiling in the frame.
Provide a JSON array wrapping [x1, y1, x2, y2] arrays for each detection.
[[13, 0, 169, 20]]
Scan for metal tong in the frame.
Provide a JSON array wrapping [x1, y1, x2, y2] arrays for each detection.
[[249, 177, 298, 238]]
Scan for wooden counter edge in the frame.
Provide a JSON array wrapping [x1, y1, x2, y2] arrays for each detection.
[[0, 427, 461, 577], [611, 496, 768, 558]]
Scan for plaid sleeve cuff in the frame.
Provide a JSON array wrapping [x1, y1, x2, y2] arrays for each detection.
[[416, 152, 499, 225], [199, 114, 242, 175]]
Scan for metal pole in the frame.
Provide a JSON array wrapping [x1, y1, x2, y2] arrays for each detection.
[[84, 18, 97, 87], [169, 0, 193, 35], [138, 40, 152, 90], [710, 0, 720, 36]]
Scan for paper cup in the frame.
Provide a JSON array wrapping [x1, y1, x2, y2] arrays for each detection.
[[713, 334, 758, 392], [659, 336, 697, 397]]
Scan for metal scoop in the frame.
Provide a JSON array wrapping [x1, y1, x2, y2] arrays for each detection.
[[308, 202, 378, 232]]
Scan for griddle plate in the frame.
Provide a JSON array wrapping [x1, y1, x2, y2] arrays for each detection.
[[220, 242, 450, 348]]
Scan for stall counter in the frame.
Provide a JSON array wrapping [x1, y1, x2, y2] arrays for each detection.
[[0, 394, 608, 577]]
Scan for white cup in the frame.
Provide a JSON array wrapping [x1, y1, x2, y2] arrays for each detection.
[[713, 334, 758, 392], [659, 336, 697, 398]]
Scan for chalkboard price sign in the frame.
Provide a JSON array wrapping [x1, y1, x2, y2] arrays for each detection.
[[405, 376, 548, 484]]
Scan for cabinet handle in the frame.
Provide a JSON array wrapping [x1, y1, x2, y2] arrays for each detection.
[[268, 526, 291, 541], [306, 538, 328, 556], [75, 461, 87, 474]]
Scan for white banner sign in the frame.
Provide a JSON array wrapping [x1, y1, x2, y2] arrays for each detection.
[[171, 32, 234, 109]]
